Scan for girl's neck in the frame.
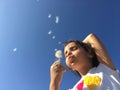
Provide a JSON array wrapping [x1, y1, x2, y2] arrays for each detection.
[[77, 64, 93, 76]]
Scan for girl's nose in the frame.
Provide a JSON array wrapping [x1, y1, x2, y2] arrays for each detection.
[[65, 51, 72, 58]]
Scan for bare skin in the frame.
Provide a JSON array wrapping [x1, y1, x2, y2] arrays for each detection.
[[49, 33, 116, 90], [49, 61, 66, 90], [83, 33, 116, 70]]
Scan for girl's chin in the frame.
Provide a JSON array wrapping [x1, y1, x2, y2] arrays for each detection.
[[69, 62, 75, 69], [67, 61, 76, 69], [71, 62, 75, 66]]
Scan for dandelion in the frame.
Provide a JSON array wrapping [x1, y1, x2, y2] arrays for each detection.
[[55, 50, 62, 60]]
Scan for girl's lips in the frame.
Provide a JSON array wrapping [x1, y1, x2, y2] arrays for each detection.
[[67, 56, 74, 63]]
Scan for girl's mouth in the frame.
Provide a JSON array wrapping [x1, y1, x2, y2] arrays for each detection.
[[67, 56, 74, 63]]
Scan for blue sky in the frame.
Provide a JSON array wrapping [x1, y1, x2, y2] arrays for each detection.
[[0, 0, 120, 90]]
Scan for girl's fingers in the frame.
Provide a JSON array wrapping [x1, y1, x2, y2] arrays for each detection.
[[51, 61, 66, 73]]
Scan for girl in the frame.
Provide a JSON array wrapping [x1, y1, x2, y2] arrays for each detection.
[[49, 33, 120, 90]]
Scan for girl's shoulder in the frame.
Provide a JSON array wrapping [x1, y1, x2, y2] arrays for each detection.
[[96, 63, 119, 76]]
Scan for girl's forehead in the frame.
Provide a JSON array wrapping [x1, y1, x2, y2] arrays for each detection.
[[64, 42, 77, 50]]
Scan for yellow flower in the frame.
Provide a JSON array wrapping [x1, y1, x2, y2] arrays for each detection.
[[84, 75, 101, 90]]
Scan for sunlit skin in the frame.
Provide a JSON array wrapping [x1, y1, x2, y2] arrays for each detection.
[[64, 42, 93, 76]]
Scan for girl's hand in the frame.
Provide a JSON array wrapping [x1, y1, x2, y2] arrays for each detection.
[[50, 61, 66, 87]]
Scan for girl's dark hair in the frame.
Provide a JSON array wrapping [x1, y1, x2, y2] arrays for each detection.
[[64, 40, 99, 77]]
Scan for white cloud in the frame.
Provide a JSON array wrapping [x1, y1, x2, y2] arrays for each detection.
[[55, 16, 59, 23], [13, 48, 17, 52], [48, 14, 52, 18]]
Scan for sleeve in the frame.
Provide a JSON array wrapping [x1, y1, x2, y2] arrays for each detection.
[[98, 63, 120, 79]]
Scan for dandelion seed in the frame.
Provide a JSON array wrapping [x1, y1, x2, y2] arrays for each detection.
[[13, 48, 17, 52], [52, 36, 56, 39], [55, 16, 59, 23], [48, 30, 52, 35], [36, 0, 39, 2], [54, 48, 57, 51], [58, 41, 62, 44], [48, 14, 52, 18]]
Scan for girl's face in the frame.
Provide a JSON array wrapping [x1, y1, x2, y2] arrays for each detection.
[[64, 42, 92, 70]]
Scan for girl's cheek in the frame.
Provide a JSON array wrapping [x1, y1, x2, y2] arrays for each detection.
[[66, 60, 70, 67]]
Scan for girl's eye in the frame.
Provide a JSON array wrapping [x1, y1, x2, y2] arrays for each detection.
[[71, 46, 78, 51], [64, 46, 79, 58]]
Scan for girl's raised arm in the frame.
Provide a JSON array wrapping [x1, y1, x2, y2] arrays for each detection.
[[83, 33, 116, 70]]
